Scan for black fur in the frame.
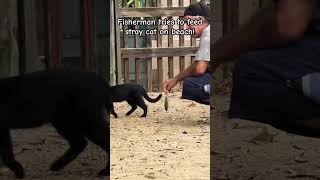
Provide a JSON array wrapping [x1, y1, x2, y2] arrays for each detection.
[[110, 83, 162, 118], [0, 69, 111, 178]]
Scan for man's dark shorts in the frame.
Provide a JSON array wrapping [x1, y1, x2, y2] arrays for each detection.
[[229, 31, 320, 132], [182, 72, 211, 105]]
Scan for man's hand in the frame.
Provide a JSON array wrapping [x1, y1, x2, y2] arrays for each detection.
[[162, 78, 179, 93]]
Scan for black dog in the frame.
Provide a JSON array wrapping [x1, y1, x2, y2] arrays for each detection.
[[0, 69, 111, 178], [110, 83, 162, 118]]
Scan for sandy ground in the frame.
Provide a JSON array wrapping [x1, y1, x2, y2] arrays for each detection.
[[212, 94, 320, 180], [0, 92, 209, 180], [0, 125, 108, 180], [110, 92, 210, 180]]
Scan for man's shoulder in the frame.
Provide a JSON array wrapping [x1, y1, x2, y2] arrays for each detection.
[[201, 25, 210, 37]]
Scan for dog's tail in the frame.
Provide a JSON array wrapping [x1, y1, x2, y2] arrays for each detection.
[[143, 92, 162, 103]]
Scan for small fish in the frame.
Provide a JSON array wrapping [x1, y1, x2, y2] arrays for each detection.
[[164, 95, 169, 111]]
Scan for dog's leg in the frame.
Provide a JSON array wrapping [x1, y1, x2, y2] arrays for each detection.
[[125, 100, 137, 116], [84, 111, 110, 176], [50, 122, 88, 171], [0, 129, 24, 178], [135, 97, 148, 117]]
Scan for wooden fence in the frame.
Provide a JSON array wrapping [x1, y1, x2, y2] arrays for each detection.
[[112, 0, 209, 92]]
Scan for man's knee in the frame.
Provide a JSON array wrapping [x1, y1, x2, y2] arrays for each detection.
[[183, 77, 197, 88], [183, 73, 211, 87], [182, 82, 210, 102], [181, 73, 211, 104]]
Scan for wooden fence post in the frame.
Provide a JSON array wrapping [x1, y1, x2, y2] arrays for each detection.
[[122, 0, 129, 83]]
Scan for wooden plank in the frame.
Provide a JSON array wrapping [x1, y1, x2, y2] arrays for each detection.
[[147, 58, 152, 91], [167, 0, 173, 79], [135, 18, 141, 84], [190, 37, 196, 46], [82, 0, 97, 73], [260, 0, 273, 7], [190, 0, 196, 61], [124, 58, 129, 83], [0, 0, 8, 22], [167, 61, 174, 80], [178, 0, 185, 75], [238, 0, 259, 26], [121, 46, 198, 58], [222, 0, 239, 79], [111, 0, 118, 85], [135, 58, 141, 83], [114, 0, 123, 85], [19, 0, 31, 74], [23, 0, 39, 72], [123, 61, 130, 83], [190, 0, 195, 70], [0, 0, 15, 76], [190, 0, 196, 47], [212, 0, 223, 42], [86, 0, 110, 80], [157, 0, 163, 91], [157, 57, 163, 90], [47, 0, 61, 68], [123, 0, 129, 83], [179, 56, 185, 72], [133, 1, 142, 84], [135, 0, 139, 8], [134, 0, 140, 84], [222, 0, 239, 35], [146, 0, 152, 92], [191, 35, 196, 46], [120, 7, 186, 17], [110, 0, 116, 84], [17, 0, 25, 74]]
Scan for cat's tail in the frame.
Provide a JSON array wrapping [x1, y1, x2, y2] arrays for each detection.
[[143, 92, 162, 103]]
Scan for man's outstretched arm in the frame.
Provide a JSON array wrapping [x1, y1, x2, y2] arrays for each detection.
[[211, 0, 317, 71]]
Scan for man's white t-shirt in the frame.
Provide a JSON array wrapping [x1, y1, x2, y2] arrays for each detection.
[[195, 25, 210, 62]]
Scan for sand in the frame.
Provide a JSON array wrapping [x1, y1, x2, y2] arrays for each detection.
[[110, 92, 210, 180], [0, 125, 108, 180], [0, 91, 210, 180], [212, 94, 320, 180]]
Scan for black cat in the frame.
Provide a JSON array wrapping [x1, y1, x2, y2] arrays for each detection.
[[110, 83, 162, 118], [0, 69, 111, 178]]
